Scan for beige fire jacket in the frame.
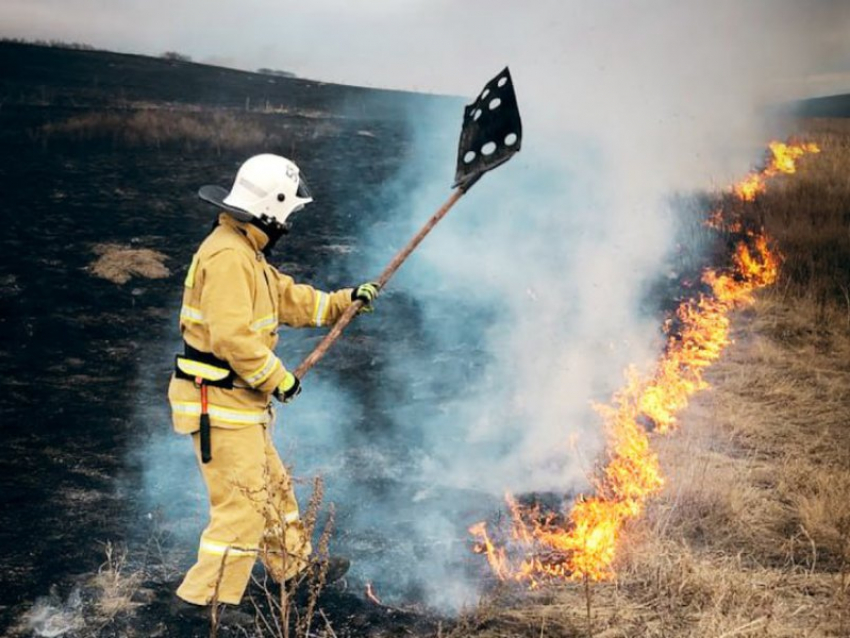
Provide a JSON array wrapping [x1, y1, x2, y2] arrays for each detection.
[[168, 213, 353, 433]]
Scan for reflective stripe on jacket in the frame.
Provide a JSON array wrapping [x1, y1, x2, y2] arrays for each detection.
[[168, 213, 353, 433]]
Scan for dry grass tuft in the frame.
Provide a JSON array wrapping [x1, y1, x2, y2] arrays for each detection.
[[40, 108, 273, 152], [89, 243, 170, 284], [13, 542, 146, 637], [219, 471, 339, 638], [93, 541, 143, 621], [794, 470, 850, 569]]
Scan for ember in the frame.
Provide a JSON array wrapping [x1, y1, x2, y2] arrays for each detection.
[[470, 140, 820, 585]]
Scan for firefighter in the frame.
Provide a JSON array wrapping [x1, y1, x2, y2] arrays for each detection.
[[168, 154, 379, 618]]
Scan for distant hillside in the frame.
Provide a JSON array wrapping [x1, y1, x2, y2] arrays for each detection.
[[792, 93, 850, 118], [0, 40, 452, 119]]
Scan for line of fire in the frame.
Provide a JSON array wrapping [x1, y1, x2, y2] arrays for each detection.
[[468, 140, 822, 587]]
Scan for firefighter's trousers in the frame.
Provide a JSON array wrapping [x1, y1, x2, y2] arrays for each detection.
[[177, 424, 311, 606]]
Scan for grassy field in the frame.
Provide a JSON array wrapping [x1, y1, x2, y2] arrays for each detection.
[[450, 119, 850, 638], [3, 40, 848, 637]]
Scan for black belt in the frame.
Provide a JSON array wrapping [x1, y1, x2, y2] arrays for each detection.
[[174, 343, 237, 464], [174, 344, 236, 388]]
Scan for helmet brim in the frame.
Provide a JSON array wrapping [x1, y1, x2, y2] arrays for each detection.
[[198, 185, 254, 222]]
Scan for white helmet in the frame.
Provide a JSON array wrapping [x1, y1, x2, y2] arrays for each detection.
[[198, 154, 313, 232]]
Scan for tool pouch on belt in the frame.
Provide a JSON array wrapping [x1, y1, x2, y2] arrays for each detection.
[[174, 344, 236, 464]]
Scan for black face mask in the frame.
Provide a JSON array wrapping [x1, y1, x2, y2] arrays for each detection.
[[249, 216, 290, 257]]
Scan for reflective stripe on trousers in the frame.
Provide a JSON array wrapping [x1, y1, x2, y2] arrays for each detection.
[[200, 537, 258, 558], [171, 401, 268, 426], [200, 511, 302, 559]]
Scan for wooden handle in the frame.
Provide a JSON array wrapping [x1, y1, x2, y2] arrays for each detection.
[[294, 188, 466, 378]]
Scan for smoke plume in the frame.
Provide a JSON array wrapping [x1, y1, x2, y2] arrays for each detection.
[[132, 0, 846, 612]]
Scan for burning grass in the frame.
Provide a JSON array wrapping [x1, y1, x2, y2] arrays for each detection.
[[471, 199, 786, 585], [740, 118, 850, 313], [460, 122, 850, 636], [459, 291, 848, 637]]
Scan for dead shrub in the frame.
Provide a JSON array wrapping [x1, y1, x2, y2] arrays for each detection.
[[245, 474, 336, 638], [94, 541, 143, 621], [208, 470, 338, 638]]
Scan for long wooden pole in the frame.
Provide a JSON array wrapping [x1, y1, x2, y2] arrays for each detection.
[[294, 188, 466, 378]]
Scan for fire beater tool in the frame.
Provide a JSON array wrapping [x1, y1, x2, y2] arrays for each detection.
[[294, 66, 523, 378]]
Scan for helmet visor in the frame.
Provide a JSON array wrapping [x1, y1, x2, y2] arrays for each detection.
[[296, 174, 312, 200]]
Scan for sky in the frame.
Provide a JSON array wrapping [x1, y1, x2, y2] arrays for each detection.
[[2, 0, 850, 98]]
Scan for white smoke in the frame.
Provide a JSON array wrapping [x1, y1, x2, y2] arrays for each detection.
[[311, 1, 817, 491], [21, 587, 85, 637], [278, 1, 844, 609], [123, 0, 850, 613]]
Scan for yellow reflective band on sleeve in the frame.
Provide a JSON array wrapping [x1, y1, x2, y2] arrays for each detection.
[[184, 255, 199, 289], [199, 537, 258, 558], [250, 314, 277, 332], [245, 353, 280, 387], [180, 305, 204, 324], [175, 357, 230, 382], [312, 292, 330, 327], [171, 401, 268, 425]]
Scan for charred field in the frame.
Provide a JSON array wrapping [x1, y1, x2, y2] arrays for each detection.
[[2, 40, 850, 638], [0, 41, 463, 637]]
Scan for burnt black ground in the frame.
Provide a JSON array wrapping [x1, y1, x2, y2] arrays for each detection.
[[0, 42, 472, 636], [6, 41, 839, 637]]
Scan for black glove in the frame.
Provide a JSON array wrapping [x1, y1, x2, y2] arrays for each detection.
[[351, 282, 380, 314], [273, 370, 302, 404]]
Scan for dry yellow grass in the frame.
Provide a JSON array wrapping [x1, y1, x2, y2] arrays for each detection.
[[94, 541, 143, 620], [89, 243, 170, 285], [454, 119, 850, 637], [40, 108, 272, 151], [458, 299, 847, 638]]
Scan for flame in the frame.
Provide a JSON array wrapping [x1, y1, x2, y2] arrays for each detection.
[[733, 141, 820, 201], [469, 521, 509, 579], [470, 139, 816, 584]]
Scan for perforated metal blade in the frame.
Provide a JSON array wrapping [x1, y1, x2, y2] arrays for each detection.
[[453, 67, 523, 192]]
